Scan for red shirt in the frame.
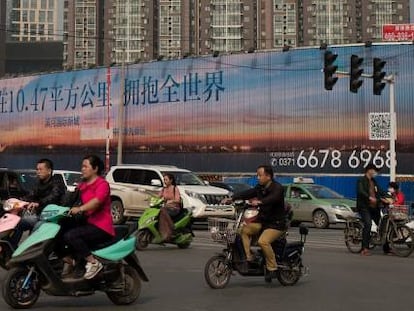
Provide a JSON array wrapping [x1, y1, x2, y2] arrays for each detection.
[[78, 176, 115, 236], [394, 192, 405, 205]]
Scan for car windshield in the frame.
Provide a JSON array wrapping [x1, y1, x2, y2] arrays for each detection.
[[17, 171, 38, 191], [162, 171, 205, 186], [305, 185, 344, 199], [228, 183, 252, 193], [61, 172, 83, 186]]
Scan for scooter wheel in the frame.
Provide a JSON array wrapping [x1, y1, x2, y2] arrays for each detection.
[[276, 265, 301, 286], [204, 255, 232, 289], [2, 267, 40, 308], [106, 265, 141, 305], [177, 242, 191, 249]]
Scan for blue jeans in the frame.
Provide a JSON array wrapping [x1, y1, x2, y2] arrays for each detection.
[[10, 215, 39, 249]]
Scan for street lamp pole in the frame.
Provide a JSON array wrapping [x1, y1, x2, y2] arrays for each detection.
[[389, 74, 396, 182], [117, 48, 126, 165]]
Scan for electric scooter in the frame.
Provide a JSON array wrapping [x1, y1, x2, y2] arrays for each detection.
[[204, 201, 309, 288], [0, 198, 30, 269], [2, 204, 148, 309], [135, 197, 194, 249]]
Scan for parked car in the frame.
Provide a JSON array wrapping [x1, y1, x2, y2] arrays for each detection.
[[53, 170, 83, 192], [208, 181, 253, 194], [284, 178, 356, 229], [106, 164, 235, 224], [0, 169, 31, 206], [14, 169, 82, 192]]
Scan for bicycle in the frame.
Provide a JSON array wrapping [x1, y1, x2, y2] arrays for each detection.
[[344, 205, 414, 257]]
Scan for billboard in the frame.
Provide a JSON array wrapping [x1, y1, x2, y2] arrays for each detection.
[[1, 43, 414, 174], [382, 24, 414, 41]]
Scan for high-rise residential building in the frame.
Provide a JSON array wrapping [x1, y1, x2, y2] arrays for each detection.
[[63, 0, 106, 69], [0, 1, 6, 76], [362, 0, 410, 41], [107, 0, 158, 64], [5, 0, 409, 72], [301, 0, 409, 46], [7, 0, 63, 42], [302, 0, 360, 46], [258, 0, 298, 49], [198, 0, 257, 55]]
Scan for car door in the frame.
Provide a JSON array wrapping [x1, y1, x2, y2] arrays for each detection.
[[288, 186, 313, 221], [128, 169, 162, 212], [110, 168, 148, 213]]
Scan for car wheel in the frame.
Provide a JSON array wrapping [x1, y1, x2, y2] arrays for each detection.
[[313, 210, 329, 229], [111, 199, 125, 225]]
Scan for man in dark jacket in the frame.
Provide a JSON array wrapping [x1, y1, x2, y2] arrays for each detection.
[[231, 165, 287, 282], [10, 158, 66, 248], [356, 163, 385, 256]]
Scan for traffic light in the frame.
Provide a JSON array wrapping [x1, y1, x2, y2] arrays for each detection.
[[323, 51, 338, 91], [373, 58, 386, 95], [350, 55, 364, 93]]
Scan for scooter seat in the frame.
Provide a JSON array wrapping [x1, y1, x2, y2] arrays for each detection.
[[91, 224, 136, 250], [285, 241, 304, 250]]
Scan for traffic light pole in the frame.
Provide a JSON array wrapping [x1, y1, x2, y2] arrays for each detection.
[[387, 74, 396, 182], [333, 71, 396, 181]]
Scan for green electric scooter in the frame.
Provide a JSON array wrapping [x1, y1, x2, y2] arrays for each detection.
[[2, 204, 148, 309], [136, 197, 194, 249]]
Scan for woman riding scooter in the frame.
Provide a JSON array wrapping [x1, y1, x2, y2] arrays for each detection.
[[158, 174, 182, 240], [61, 155, 115, 279]]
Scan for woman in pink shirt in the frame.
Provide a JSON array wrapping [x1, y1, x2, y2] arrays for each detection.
[[63, 155, 114, 280]]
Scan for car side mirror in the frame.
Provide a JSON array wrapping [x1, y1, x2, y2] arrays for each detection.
[[151, 179, 162, 187], [300, 194, 310, 200], [204, 180, 210, 185]]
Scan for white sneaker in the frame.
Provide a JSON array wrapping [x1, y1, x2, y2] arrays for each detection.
[[84, 261, 103, 279]]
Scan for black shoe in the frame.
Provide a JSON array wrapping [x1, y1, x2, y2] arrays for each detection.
[[264, 269, 277, 283]]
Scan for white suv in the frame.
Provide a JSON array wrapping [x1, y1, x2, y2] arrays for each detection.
[[105, 165, 235, 224]]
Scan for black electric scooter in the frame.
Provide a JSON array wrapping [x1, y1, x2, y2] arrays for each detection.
[[204, 202, 309, 288]]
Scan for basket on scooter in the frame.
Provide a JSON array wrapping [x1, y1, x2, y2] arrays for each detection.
[[208, 217, 237, 244], [388, 205, 409, 221]]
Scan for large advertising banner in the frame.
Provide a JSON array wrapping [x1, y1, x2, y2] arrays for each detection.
[[1, 44, 414, 173]]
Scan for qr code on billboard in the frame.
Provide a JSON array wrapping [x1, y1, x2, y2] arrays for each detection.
[[369, 113, 391, 140]]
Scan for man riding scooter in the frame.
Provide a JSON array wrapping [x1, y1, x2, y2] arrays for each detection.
[[9, 158, 66, 249], [224, 165, 287, 283]]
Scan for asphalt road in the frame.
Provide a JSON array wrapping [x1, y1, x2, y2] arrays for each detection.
[[0, 227, 413, 311]]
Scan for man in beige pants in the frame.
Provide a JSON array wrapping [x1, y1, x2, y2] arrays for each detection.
[[229, 165, 287, 283]]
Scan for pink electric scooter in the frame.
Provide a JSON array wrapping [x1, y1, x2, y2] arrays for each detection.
[[0, 198, 29, 269]]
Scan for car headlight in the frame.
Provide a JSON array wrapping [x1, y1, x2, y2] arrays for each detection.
[[185, 191, 207, 204], [331, 204, 350, 211]]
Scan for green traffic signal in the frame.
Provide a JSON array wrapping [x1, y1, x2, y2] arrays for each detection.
[[373, 58, 386, 95], [350, 55, 364, 93]]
